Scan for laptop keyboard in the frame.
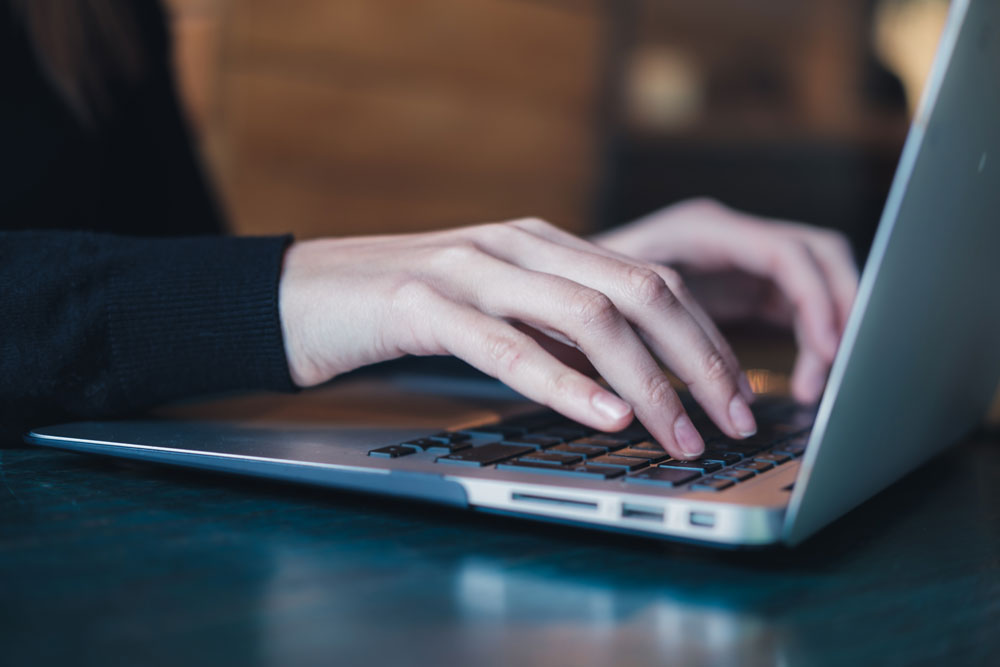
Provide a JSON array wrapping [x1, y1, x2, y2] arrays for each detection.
[[368, 396, 813, 492]]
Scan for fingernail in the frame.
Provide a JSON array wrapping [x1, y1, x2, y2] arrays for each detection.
[[592, 392, 631, 423], [729, 395, 758, 438], [673, 414, 704, 457], [738, 372, 754, 403]]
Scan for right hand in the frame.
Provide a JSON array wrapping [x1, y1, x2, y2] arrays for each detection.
[[278, 218, 758, 460]]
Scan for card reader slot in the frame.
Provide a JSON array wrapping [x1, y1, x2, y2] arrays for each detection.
[[510, 492, 598, 510]]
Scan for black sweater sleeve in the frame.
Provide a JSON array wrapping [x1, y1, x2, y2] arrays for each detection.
[[0, 231, 297, 442]]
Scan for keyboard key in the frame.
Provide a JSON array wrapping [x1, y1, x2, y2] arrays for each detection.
[[502, 411, 561, 431], [614, 448, 670, 463], [401, 438, 471, 454], [752, 396, 803, 420], [612, 424, 652, 443], [707, 438, 769, 454], [626, 467, 700, 487], [368, 445, 417, 459], [572, 464, 627, 479], [715, 468, 755, 482], [502, 435, 563, 450], [422, 441, 473, 454], [688, 416, 724, 439], [436, 442, 534, 467], [750, 425, 797, 442], [773, 437, 808, 457], [517, 452, 583, 466], [537, 426, 592, 440], [397, 438, 441, 451], [459, 425, 527, 439], [626, 440, 667, 452], [769, 424, 810, 438], [428, 432, 471, 443], [736, 460, 774, 473], [754, 453, 791, 465], [496, 461, 625, 479], [658, 459, 724, 474], [573, 436, 629, 451], [588, 454, 650, 471], [548, 443, 607, 459], [691, 477, 735, 492], [701, 449, 743, 465]]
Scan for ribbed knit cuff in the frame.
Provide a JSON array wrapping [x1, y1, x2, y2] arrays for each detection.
[[106, 235, 297, 411]]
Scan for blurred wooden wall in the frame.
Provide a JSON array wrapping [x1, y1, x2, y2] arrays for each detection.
[[165, 0, 606, 239]]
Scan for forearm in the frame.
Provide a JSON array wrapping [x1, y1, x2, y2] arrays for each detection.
[[0, 231, 296, 443]]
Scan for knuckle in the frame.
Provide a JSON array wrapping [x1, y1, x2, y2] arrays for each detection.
[[655, 266, 683, 290], [771, 239, 809, 272], [548, 372, 579, 401], [484, 334, 526, 376], [793, 238, 814, 259], [642, 373, 677, 408], [623, 266, 669, 306], [702, 349, 732, 384], [480, 221, 517, 240], [684, 197, 725, 216], [570, 289, 619, 329], [430, 242, 480, 267], [391, 279, 437, 309], [655, 266, 691, 302], [823, 229, 854, 257], [513, 216, 550, 231]]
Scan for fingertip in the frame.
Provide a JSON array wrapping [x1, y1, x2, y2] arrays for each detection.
[[728, 394, 758, 438], [672, 413, 704, 459], [590, 391, 633, 430], [790, 369, 824, 404]]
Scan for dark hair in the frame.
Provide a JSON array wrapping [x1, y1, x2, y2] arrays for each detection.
[[10, 0, 145, 123]]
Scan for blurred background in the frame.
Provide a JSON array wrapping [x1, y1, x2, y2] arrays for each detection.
[[164, 0, 949, 260], [162, 0, 1000, 419]]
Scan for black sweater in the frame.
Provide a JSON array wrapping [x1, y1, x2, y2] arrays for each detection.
[[1, 1, 296, 442]]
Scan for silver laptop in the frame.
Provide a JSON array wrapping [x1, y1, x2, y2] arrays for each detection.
[[27, 0, 1000, 547]]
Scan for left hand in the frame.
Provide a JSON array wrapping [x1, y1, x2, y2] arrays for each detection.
[[593, 198, 859, 403]]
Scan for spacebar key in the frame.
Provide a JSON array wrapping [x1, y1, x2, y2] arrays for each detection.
[[436, 442, 534, 467]]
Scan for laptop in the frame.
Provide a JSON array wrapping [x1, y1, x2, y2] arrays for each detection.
[[26, 0, 1000, 547]]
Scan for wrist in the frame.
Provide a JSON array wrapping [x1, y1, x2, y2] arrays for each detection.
[[278, 240, 326, 388]]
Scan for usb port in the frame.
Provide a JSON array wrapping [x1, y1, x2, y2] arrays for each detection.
[[689, 511, 716, 528], [621, 503, 665, 522]]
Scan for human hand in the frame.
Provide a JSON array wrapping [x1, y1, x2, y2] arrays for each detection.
[[593, 198, 859, 403], [279, 218, 760, 460]]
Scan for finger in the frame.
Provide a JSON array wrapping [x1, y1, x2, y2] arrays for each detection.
[[793, 229, 859, 333], [507, 218, 752, 400], [461, 265, 705, 459], [671, 280, 756, 403], [610, 208, 844, 363], [790, 319, 829, 404], [720, 230, 842, 363], [469, 225, 755, 446], [428, 245, 705, 457], [401, 282, 636, 432], [511, 322, 597, 376]]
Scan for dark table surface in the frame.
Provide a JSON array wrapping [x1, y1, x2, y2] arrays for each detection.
[[2, 426, 998, 666]]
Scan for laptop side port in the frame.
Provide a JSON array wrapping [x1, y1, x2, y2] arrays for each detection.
[[510, 492, 598, 510], [621, 503, 665, 522], [689, 511, 716, 528]]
